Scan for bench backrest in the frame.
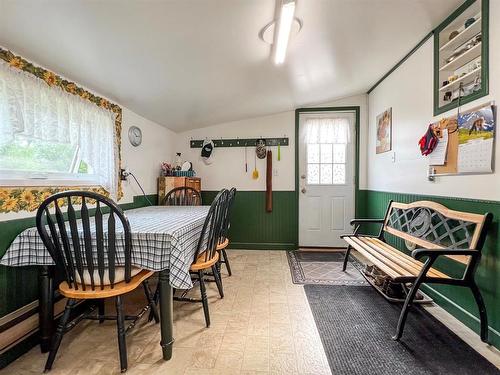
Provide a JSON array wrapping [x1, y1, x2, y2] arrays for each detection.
[[383, 200, 492, 265]]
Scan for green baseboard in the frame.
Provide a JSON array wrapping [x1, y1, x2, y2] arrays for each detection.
[[229, 242, 297, 250]]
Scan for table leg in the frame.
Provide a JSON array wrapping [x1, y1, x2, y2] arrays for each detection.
[[158, 270, 174, 360], [38, 266, 54, 353]]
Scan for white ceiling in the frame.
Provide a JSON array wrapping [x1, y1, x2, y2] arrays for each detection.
[[0, 0, 462, 132]]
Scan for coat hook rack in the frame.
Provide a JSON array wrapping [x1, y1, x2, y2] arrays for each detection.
[[190, 137, 289, 148]]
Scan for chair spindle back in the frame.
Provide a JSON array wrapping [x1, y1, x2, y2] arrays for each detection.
[[36, 191, 132, 291], [162, 186, 202, 206], [195, 189, 229, 263]]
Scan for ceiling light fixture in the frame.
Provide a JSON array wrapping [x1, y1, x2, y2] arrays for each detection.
[[274, 0, 296, 65]]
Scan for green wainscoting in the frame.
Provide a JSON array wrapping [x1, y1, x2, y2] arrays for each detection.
[[357, 189, 500, 349], [201, 191, 297, 250], [0, 194, 157, 368]]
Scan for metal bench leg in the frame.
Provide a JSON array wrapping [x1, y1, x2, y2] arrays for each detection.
[[342, 245, 351, 272], [392, 278, 422, 341], [393, 258, 433, 341], [470, 281, 489, 343]]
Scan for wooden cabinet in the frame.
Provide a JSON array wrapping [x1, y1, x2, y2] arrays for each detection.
[[157, 177, 201, 204]]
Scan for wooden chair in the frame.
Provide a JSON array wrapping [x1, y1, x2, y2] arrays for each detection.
[[36, 191, 159, 373], [174, 189, 228, 327], [216, 187, 236, 276], [162, 186, 202, 206]]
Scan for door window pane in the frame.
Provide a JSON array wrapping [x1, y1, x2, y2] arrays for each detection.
[[332, 164, 346, 184], [333, 144, 346, 163], [307, 144, 319, 163], [307, 164, 319, 184], [320, 164, 333, 184], [320, 144, 332, 163]]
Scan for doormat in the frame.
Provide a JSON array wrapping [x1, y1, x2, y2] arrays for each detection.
[[287, 250, 368, 286], [305, 285, 499, 375]]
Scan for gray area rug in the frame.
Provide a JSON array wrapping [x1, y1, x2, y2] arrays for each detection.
[[304, 285, 499, 375], [287, 250, 368, 286]]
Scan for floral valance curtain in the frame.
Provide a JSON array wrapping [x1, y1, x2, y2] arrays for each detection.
[[304, 117, 351, 144]]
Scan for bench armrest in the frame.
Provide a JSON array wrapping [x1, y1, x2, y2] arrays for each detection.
[[350, 218, 385, 226], [411, 248, 479, 260]]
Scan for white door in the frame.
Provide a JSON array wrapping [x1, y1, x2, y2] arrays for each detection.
[[298, 112, 356, 248]]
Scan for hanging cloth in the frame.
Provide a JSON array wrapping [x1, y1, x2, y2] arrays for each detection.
[[304, 117, 351, 144]]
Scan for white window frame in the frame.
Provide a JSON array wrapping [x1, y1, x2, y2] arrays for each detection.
[[0, 144, 100, 187]]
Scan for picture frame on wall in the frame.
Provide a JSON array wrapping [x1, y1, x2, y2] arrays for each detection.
[[376, 108, 392, 154]]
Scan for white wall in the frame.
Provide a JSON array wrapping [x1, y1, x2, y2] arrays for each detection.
[[368, 0, 500, 201], [176, 94, 368, 191], [120, 108, 176, 202], [0, 106, 175, 221]]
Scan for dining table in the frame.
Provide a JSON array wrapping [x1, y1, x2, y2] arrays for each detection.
[[0, 205, 210, 361]]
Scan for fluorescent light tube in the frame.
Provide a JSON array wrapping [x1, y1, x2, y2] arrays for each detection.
[[274, 1, 296, 65]]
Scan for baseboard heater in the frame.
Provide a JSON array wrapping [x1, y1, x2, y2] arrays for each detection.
[[0, 297, 82, 356]]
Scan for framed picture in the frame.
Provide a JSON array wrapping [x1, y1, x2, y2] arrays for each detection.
[[376, 108, 392, 154]]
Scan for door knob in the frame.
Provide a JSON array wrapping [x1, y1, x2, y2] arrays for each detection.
[[301, 188, 306, 194], [300, 174, 306, 179]]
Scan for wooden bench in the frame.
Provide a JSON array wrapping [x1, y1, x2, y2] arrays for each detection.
[[341, 200, 493, 342]]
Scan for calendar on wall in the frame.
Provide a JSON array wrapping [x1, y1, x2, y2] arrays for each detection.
[[429, 102, 496, 176]]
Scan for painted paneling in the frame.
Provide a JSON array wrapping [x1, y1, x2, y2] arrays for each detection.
[[202, 191, 297, 250], [358, 189, 500, 349]]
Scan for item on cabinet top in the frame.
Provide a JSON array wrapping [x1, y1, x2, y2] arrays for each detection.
[[418, 125, 439, 156], [201, 139, 214, 165], [160, 162, 174, 176], [256, 138, 267, 159], [181, 161, 192, 171], [173, 170, 195, 177], [128, 126, 142, 147], [465, 17, 475, 28], [175, 152, 182, 170], [448, 30, 459, 41], [252, 150, 259, 179]]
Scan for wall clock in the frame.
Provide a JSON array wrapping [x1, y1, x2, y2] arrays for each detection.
[[128, 126, 142, 147]]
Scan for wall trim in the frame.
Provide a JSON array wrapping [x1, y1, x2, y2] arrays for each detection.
[[367, 31, 434, 94], [359, 188, 500, 205]]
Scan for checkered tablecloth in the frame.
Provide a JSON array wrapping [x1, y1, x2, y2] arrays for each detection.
[[0, 206, 210, 289]]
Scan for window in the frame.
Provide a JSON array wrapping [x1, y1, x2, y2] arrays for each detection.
[[0, 61, 118, 196], [304, 117, 350, 185]]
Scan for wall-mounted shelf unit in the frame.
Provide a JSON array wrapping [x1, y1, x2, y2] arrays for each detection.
[[434, 0, 489, 116]]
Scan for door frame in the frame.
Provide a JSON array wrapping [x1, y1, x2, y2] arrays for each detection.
[[294, 106, 361, 247]]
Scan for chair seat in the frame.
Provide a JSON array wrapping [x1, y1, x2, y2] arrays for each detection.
[[59, 269, 155, 299], [190, 251, 219, 271], [74, 266, 143, 286], [216, 238, 229, 251]]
